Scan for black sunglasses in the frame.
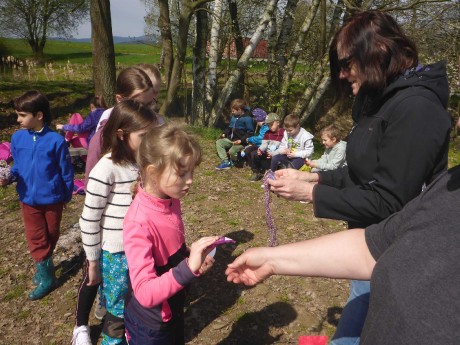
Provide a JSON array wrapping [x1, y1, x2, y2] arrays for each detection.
[[337, 56, 353, 72]]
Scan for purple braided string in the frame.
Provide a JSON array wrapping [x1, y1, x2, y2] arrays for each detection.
[[262, 170, 278, 247]]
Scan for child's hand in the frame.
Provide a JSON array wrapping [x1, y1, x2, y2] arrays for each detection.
[[0, 178, 9, 186], [233, 139, 242, 145], [287, 151, 295, 158], [257, 149, 263, 156], [188, 236, 220, 273], [282, 148, 291, 155], [56, 124, 64, 130], [305, 159, 316, 168], [87, 260, 101, 286], [199, 255, 215, 275]]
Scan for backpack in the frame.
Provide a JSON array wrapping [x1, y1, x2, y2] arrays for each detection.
[[0, 142, 12, 164], [73, 179, 86, 195]]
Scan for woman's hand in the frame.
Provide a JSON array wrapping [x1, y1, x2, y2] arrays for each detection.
[[225, 247, 274, 286], [87, 260, 102, 286], [188, 236, 220, 273], [269, 177, 315, 202], [274, 168, 318, 182]]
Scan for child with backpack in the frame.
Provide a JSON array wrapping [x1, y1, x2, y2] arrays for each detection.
[[123, 123, 219, 344], [72, 100, 157, 345], [0, 90, 74, 300]]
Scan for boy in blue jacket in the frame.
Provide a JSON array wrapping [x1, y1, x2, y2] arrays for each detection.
[[244, 108, 269, 180], [215, 98, 254, 170], [0, 90, 74, 300]]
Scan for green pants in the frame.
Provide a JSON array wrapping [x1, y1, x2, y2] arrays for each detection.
[[216, 138, 243, 161]]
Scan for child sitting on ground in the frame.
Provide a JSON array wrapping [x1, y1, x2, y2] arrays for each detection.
[[270, 114, 314, 171], [123, 123, 219, 344], [243, 108, 268, 172], [215, 98, 254, 170], [305, 124, 347, 172], [56, 95, 107, 148], [0, 90, 74, 301], [248, 113, 285, 181]]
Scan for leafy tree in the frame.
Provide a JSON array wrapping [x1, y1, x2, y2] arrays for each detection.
[[0, 0, 89, 56]]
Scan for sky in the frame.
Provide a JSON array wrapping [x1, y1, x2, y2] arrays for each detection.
[[74, 0, 147, 39]]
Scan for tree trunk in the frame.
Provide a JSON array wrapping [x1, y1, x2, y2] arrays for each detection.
[[191, 3, 208, 126], [209, 0, 279, 127], [158, 0, 174, 90], [278, 0, 321, 119], [90, 0, 116, 107], [266, 11, 278, 108], [228, 0, 245, 95], [205, 0, 224, 123], [160, 0, 212, 117]]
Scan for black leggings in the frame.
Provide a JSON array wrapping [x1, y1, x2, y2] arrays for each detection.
[[75, 259, 100, 326]]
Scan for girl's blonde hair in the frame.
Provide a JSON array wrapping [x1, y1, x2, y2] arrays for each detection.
[[137, 123, 202, 184], [101, 100, 157, 165]]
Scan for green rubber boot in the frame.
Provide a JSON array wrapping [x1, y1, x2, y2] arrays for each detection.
[[28, 257, 56, 300]]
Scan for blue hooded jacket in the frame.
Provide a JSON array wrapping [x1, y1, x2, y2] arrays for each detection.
[[11, 125, 74, 206]]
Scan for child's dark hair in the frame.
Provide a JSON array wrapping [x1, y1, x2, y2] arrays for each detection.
[[283, 114, 300, 128], [13, 90, 52, 125], [116, 67, 153, 99], [321, 124, 342, 141], [230, 98, 247, 112], [101, 100, 157, 165], [91, 95, 107, 109], [136, 123, 202, 188]]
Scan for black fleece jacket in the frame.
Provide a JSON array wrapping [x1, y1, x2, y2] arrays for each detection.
[[313, 61, 452, 228]]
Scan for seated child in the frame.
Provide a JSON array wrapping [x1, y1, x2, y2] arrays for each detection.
[[305, 124, 347, 172], [243, 108, 268, 169], [248, 113, 285, 181], [215, 98, 254, 170], [270, 114, 314, 171], [56, 95, 106, 148]]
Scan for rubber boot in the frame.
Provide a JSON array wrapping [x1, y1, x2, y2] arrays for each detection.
[[32, 271, 39, 285], [28, 257, 56, 300]]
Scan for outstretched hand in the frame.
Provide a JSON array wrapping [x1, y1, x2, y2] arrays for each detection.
[[225, 247, 274, 286]]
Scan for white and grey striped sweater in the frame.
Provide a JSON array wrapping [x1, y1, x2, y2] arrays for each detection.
[[79, 153, 138, 261]]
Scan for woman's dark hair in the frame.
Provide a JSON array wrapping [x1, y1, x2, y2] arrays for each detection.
[[329, 10, 418, 96], [101, 100, 157, 165], [116, 67, 153, 99], [13, 90, 52, 125]]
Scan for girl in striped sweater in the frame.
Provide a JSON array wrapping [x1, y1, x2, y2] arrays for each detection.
[[75, 100, 157, 345]]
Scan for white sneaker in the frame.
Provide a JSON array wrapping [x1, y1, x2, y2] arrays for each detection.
[[72, 325, 92, 345]]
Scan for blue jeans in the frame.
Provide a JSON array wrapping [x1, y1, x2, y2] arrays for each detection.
[[331, 280, 370, 345]]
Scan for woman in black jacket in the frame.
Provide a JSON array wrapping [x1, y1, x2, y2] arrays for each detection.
[[268, 10, 452, 345]]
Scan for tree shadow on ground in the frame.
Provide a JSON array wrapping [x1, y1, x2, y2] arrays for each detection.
[[216, 301, 297, 345], [184, 229, 254, 343]]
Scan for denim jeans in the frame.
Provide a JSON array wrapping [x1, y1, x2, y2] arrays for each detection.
[[331, 280, 370, 345]]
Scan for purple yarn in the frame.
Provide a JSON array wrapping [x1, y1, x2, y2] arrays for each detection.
[[262, 170, 278, 247]]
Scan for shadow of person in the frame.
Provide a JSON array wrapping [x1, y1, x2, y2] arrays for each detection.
[[184, 229, 254, 342], [216, 301, 297, 345]]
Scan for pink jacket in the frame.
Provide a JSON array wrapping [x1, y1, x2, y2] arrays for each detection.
[[123, 187, 198, 324]]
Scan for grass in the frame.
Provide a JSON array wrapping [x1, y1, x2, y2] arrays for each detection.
[[4, 285, 26, 301]]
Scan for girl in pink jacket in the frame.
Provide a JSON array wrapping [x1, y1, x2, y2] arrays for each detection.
[[123, 123, 218, 344]]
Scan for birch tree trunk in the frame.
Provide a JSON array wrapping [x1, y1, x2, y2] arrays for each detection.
[[205, 0, 224, 122], [266, 11, 278, 107], [278, 0, 321, 118], [90, 0, 116, 107], [208, 0, 279, 127], [160, 0, 212, 117], [191, 3, 209, 126]]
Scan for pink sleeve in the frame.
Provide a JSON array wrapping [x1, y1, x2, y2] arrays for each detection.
[[124, 220, 197, 308]]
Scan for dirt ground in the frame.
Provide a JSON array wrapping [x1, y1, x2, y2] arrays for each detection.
[[0, 129, 349, 345]]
